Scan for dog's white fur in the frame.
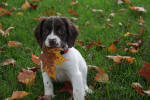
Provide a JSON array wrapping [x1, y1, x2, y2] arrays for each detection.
[[45, 30, 61, 48], [41, 48, 92, 100]]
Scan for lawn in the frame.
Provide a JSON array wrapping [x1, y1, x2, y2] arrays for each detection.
[[0, 0, 150, 100]]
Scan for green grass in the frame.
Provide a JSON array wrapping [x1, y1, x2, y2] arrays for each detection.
[[0, 0, 150, 99]]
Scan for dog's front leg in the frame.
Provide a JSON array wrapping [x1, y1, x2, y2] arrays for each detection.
[[41, 62, 54, 97], [67, 69, 85, 100]]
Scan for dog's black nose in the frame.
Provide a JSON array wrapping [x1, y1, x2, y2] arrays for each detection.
[[49, 39, 57, 46]]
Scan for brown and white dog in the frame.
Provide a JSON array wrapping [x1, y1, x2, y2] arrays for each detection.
[[34, 16, 92, 100]]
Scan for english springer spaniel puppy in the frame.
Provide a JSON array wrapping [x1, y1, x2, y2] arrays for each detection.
[[34, 16, 92, 100]]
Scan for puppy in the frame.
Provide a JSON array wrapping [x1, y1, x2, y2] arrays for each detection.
[[34, 16, 92, 100]]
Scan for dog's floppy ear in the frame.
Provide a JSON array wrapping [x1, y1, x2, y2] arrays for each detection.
[[61, 17, 78, 48], [34, 19, 46, 47]]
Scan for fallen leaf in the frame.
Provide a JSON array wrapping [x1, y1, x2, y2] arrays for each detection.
[[26, 65, 40, 72], [6, 91, 30, 100], [32, 54, 40, 65], [132, 82, 145, 96], [17, 68, 36, 86], [0, 8, 12, 16], [34, 46, 68, 80], [108, 43, 117, 52], [8, 41, 23, 47], [21, 0, 31, 10], [127, 39, 142, 47], [71, 0, 79, 6], [0, 26, 14, 37], [106, 55, 135, 64], [139, 16, 144, 25], [137, 62, 150, 81], [17, 12, 24, 16], [71, 17, 78, 21], [129, 6, 147, 12], [68, 8, 79, 16], [30, 3, 38, 10], [86, 40, 101, 49], [143, 90, 150, 96], [124, 32, 131, 37], [94, 67, 109, 83], [124, 0, 131, 4], [1, 59, 16, 66], [116, 0, 123, 4], [37, 95, 52, 100], [92, 9, 103, 13]]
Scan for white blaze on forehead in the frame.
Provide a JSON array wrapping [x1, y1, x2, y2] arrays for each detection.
[[45, 30, 61, 47]]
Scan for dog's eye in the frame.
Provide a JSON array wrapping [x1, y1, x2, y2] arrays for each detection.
[[43, 29, 49, 34], [58, 29, 64, 35]]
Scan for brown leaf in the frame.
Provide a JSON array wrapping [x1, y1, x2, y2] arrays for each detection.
[[32, 54, 40, 65], [8, 41, 23, 47], [0, 26, 14, 37], [139, 16, 144, 25], [21, 0, 31, 10], [0, 8, 12, 16], [94, 67, 109, 83], [68, 8, 79, 16], [6, 91, 30, 100], [1, 59, 16, 66], [137, 62, 150, 81], [40, 46, 68, 80], [30, 3, 38, 10], [107, 55, 135, 64], [129, 6, 147, 12], [108, 43, 117, 52], [124, 0, 131, 4], [116, 0, 123, 4], [132, 82, 145, 96], [17, 68, 36, 86], [86, 40, 101, 49]]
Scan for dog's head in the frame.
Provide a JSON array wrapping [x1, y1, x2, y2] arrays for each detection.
[[34, 16, 78, 49]]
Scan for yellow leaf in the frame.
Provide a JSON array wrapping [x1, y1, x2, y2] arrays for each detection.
[[6, 91, 30, 100], [124, 32, 131, 37], [17, 12, 24, 16], [40, 46, 68, 80], [21, 0, 31, 10]]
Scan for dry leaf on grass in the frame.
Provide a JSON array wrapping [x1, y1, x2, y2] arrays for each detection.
[[0, 26, 14, 37], [139, 16, 145, 25], [71, 1, 79, 6], [137, 62, 150, 81], [89, 65, 109, 83], [124, 0, 131, 4], [21, 0, 31, 10], [17, 12, 24, 16], [92, 9, 103, 13], [108, 43, 117, 52], [6, 91, 30, 100], [106, 55, 135, 64], [124, 32, 131, 37], [8, 41, 23, 47], [132, 82, 145, 96], [32, 54, 40, 65], [0, 8, 12, 16], [86, 40, 101, 49], [129, 6, 147, 12], [17, 68, 36, 86], [116, 0, 123, 4], [68, 8, 79, 16], [1, 59, 16, 66]]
